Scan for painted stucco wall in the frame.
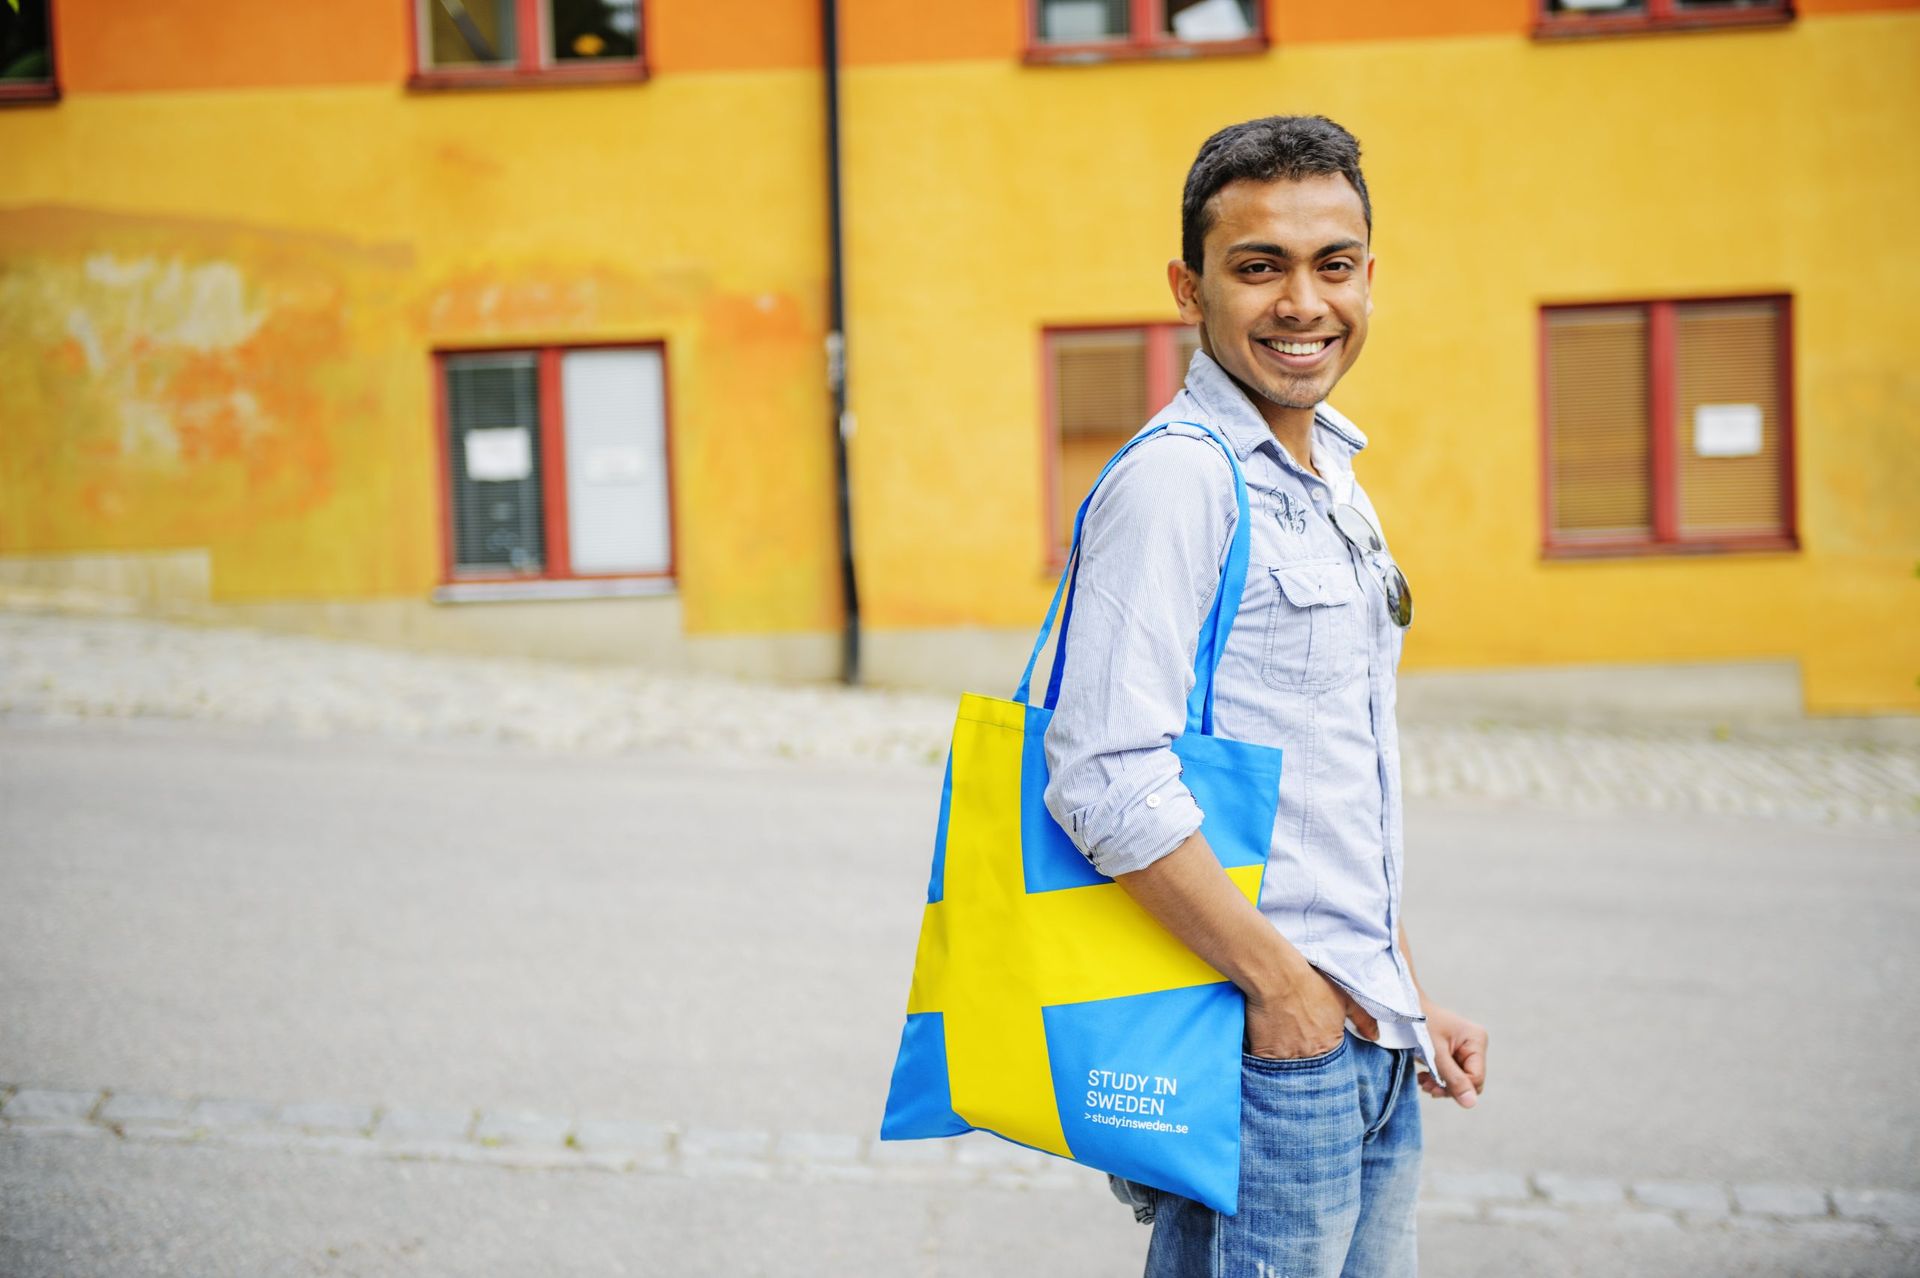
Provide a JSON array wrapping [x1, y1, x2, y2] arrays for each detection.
[[1, 65, 840, 636], [840, 11, 1920, 713], [3, 2, 1916, 711]]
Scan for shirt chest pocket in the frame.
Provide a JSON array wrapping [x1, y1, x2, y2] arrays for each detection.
[[1261, 560, 1367, 694]]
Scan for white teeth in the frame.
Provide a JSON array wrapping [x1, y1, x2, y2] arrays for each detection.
[[1265, 339, 1329, 356]]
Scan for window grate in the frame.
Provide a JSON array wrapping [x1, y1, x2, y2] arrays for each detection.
[[1542, 297, 1792, 556], [1546, 308, 1652, 539], [446, 355, 545, 576], [1675, 303, 1784, 537], [1045, 324, 1196, 558]]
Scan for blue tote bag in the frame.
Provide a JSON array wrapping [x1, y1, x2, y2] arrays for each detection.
[[881, 420, 1284, 1215]]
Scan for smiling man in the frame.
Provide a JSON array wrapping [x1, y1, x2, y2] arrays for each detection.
[[1042, 116, 1487, 1275]]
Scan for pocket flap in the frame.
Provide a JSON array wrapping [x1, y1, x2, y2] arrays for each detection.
[[1270, 563, 1352, 608]]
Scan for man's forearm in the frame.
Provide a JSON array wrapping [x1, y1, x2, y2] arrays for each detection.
[[1397, 923, 1425, 1002], [1395, 919, 1489, 1104], [1115, 832, 1315, 1005]]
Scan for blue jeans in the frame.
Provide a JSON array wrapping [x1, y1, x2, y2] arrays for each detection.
[[1128, 1032, 1422, 1277]]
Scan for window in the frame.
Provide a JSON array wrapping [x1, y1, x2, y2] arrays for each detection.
[[1045, 324, 1201, 557], [1028, 0, 1264, 63], [411, 0, 643, 89], [436, 344, 673, 589], [1541, 297, 1794, 556], [1535, 0, 1791, 40], [0, 0, 56, 104]]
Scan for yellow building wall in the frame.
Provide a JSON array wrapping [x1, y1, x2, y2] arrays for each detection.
[[0, 71, 840, 637], [5, 8, 1916, 712], [841, 12, 1920, 713]]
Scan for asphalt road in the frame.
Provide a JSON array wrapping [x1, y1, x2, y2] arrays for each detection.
[[4, 1137, 1914, 1278], [2, 718, 1916, 1275]]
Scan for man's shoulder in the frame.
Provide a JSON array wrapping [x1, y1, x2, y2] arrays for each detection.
[[1085, 418, 1239, 539], [1101, 420, 1237, 497], [1150, 416, 1239, 450], [1120, 411, 1240, 470]]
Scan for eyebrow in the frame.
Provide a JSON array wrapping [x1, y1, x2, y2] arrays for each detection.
[[1225, 239, 1365, 261]]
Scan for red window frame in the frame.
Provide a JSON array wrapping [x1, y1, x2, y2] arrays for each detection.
[[1041, 322, 1193, 568], [0, 0, 60, 107], [1024, 0, 1267, 65], [1533, 0, 1793, 41], [1538, 294, 1796, 560], [431, 340, 676, 586], [408, 0, 647, 91]]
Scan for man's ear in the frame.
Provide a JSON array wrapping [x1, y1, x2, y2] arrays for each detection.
[[1365, 254, 1375, 317], [1167, 259, 1204, 324]]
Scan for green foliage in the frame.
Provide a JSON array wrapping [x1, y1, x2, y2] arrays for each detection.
[[2, 50, 46, 80]]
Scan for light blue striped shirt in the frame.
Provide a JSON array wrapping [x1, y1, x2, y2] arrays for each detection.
[[1042, 350, 1434, 1066]]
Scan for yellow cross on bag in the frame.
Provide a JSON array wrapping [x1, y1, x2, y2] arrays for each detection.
[[905, 693, 1262, 1158], [881, 417, 1280, 1215]]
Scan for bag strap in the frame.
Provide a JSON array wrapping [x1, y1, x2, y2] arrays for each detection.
[[1014, 419, 1251, 737]]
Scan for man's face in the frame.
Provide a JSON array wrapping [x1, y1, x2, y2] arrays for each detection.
[[1169, 174, 1373, 421]]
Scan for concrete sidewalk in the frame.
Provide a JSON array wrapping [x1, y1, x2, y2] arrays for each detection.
[[3, 608, 1915, 825], [4, 1134, 1915, 1278], [2, 717, 1917, 1275]]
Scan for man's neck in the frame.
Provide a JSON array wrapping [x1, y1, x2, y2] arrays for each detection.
[[1260, 404, 1320, 479]]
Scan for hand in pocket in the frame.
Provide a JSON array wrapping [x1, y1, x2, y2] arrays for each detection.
[[1245, 967, 1377, 1060]]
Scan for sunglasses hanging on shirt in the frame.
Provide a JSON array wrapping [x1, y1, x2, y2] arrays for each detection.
[[1327, 503, 1413, 629]]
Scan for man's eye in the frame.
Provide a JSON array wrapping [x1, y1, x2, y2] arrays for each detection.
[[1241, 262, 1275, 275], [1323, 261, 1354, 275]]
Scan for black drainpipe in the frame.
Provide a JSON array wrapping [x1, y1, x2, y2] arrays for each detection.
[[823, 0, 861, 686]]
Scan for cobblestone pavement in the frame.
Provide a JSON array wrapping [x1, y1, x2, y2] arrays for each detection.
[[0, 609, 954, 765], [2, 608, 1915, 827], [6, 1084, 1917, 1245]]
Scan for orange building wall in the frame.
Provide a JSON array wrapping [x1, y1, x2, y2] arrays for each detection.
[[839, 1, 1020, 66], [650, 0, 816, 71], [1275, 0, 1522, 45], [51, 0, 822, 90], [52, 0, 1920, 98], [57, 0, 408, 91]]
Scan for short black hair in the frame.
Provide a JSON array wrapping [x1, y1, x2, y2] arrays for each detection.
[[1181, 115, 1371, 272]]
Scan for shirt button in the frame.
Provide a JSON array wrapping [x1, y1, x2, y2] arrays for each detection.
[[1145, 793, 1162, 809]]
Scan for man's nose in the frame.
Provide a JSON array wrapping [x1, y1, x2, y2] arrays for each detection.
[[1273, 270, 1329, 324]]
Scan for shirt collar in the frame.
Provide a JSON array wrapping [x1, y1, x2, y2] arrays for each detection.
[[1180, 348, 1369, 472]]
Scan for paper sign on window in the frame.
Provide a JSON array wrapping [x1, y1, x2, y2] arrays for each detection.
[[464, 427, 533, 481], [581, 445, 648, 484], [1173, 0, 1253, 40], [1694, 404, 1764, 458]]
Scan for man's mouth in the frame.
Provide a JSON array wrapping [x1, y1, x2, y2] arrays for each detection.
[[1256, 335, 1340, 367]]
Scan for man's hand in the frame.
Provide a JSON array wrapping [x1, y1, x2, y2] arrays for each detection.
[[1417, 1004, 1487, 1108], [1244, 969, 1378, 1060]]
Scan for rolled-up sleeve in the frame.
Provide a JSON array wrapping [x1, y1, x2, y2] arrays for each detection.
[[1042, 432, 1237, 878]]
